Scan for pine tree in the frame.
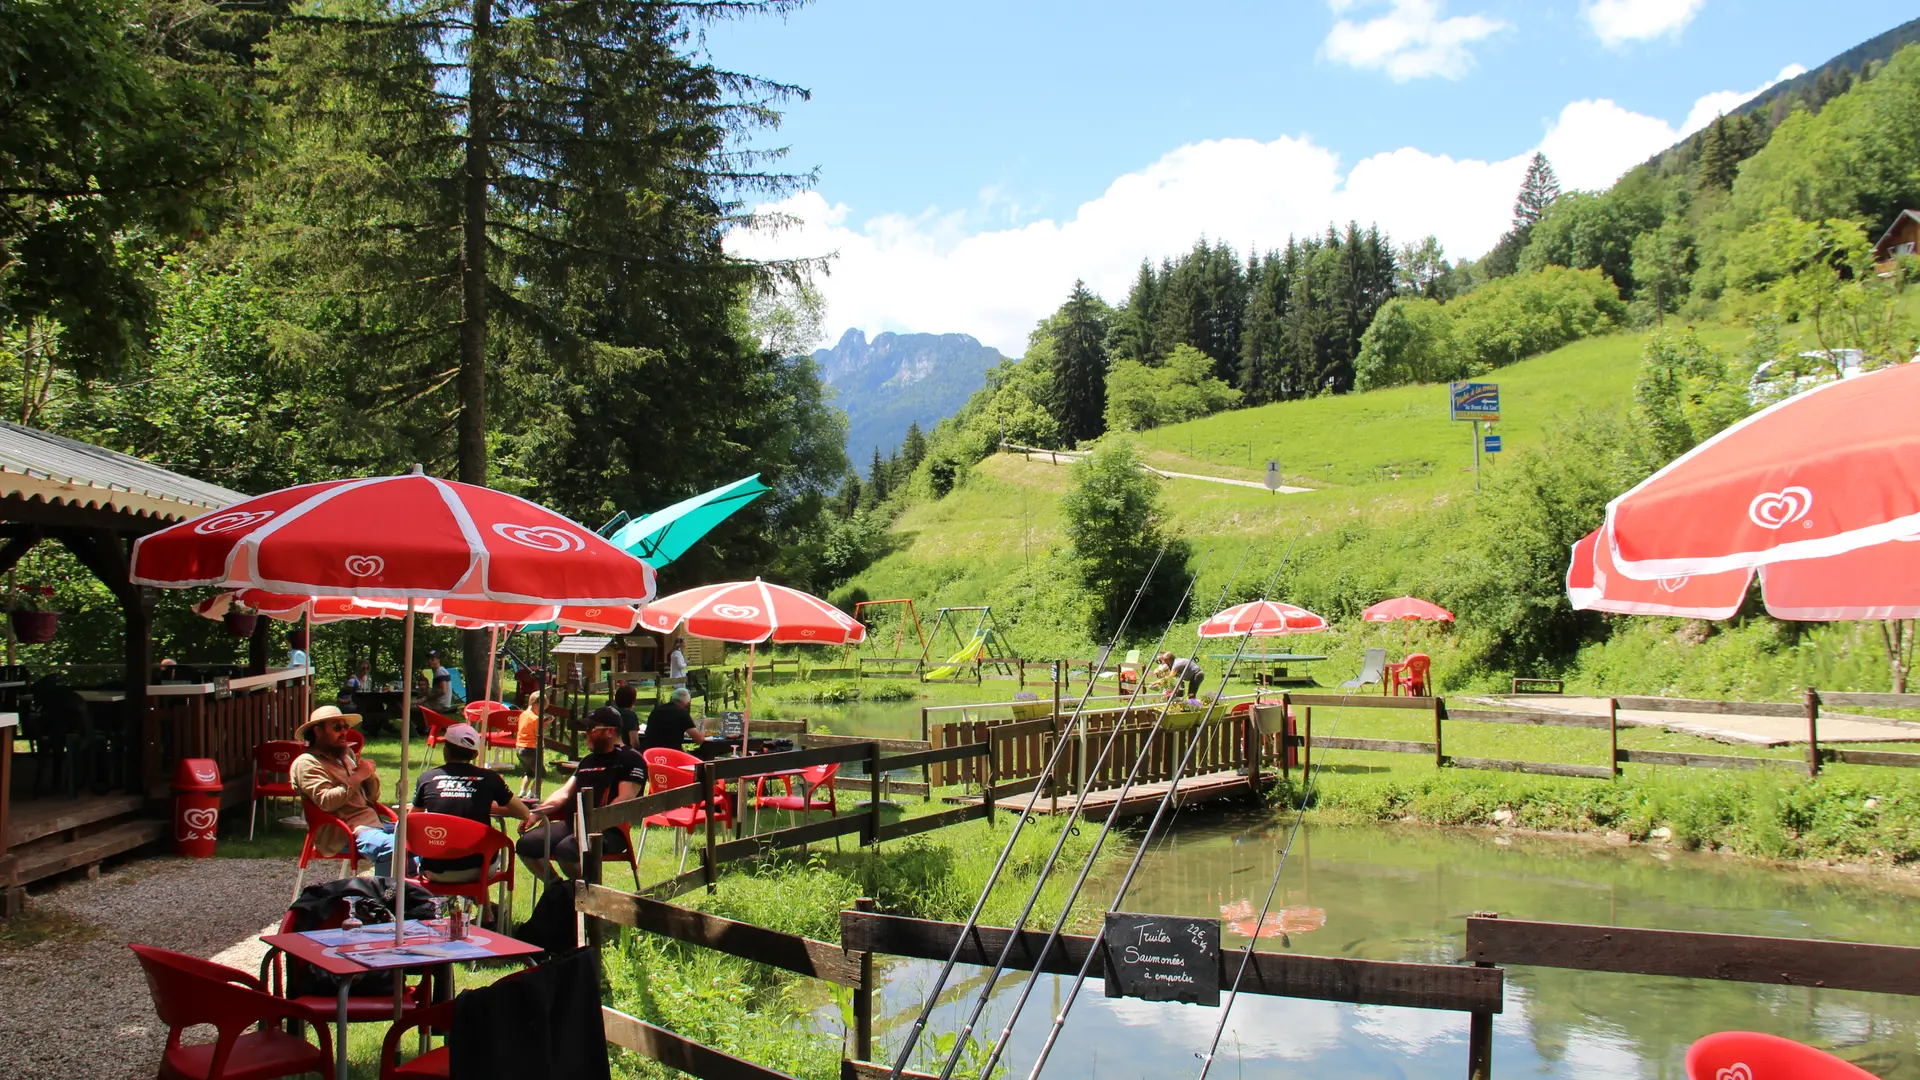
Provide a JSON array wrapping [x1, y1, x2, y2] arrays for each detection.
[[1513, 153, 1561, 232], [1047, 281, 1111, 445], [1695, 115, 1737, 190], [1105, 260, 1160, 364], [869, 448, 888, 500], [900, 422, 928, 471]]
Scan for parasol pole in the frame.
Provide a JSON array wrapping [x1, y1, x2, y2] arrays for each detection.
[[302, 607, 312, 737], [742, 640, 754, 756], [394, 598, 415, 948]]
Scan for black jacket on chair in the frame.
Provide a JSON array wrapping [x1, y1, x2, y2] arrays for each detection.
[[450, 946, 610, 1080]]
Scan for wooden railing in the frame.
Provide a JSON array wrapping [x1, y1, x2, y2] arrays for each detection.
[[143, 669, 310, 801]]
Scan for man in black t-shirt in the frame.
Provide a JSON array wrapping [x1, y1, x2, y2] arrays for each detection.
[[516, 706, 646, 884], [412, 723, 530, 882], [613, 683, 642, 747], [640, 688, 700, 752]]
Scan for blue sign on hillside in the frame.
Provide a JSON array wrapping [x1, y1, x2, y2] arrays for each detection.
[[1450, 381, 1500, 421], [1484, 435, 1502, 453]]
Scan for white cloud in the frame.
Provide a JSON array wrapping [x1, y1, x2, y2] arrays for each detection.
[[727, 78, 1788, 357], [1679, 63, 1808, 136], [1324, 0, 1509, 81], [1584, 0, 1707, 47]]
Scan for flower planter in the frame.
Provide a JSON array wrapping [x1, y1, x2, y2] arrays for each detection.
[[10, 610, 58, 644], [224, 611, 259, 638]]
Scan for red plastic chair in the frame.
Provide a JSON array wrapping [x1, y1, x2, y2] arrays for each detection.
[[754, 763, 840, 831], [380, 1000, 454, 1079], [405, 811, 516, 927], [483, 707, 519, 749], [130, 943, 333, 1080], [1685, 1031, 1879, 1079], [343, 728, 366, 755], [419, 706, 459, 748], [1399, 654, 1431, 696], [249, 740, 305, 841], [638, 749, 733, 874], [293, 797, 398, 901]]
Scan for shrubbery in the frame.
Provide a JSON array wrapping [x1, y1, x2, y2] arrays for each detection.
[[1354, 267, 1624, 389]]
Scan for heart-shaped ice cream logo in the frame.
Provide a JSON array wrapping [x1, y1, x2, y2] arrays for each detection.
[[1656, 576, 1689, 593], [272, 751, 291, 765], [1748, 486, 1813, 530], [712, 604, 760, 620], [424, 826, 449, 844], [345, 555, 384, 578], [1715, 1064, 1753, 1080], [800, 628, 817, 638], [492, 523, 584, 552], [193, 509, 275, 535], [182, 808, 218, 832], [583, 607, 602, 617], [194, 767, 217, 784]]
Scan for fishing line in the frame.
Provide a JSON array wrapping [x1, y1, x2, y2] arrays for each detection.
[[927, 547, 1224, 1080], [885, 542, 1171, 1079], [1019, 529, 1307, 1080]]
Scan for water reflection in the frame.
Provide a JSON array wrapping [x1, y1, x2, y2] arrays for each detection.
[[865, 815, 1920, 1078]]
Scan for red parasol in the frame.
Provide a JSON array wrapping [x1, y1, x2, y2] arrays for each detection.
[[1566, 528, 1751, 620], [1219, 900, 1326, 939], [129, 471, 656, 603], [1605, 361, 1920, 581], [554, 604, 640, 634], [1197, 600, 1328, 638], [1359, 596, 1455, 622], [640, 579, 864, 755], [1760, 535, 1920, 620], [193, 589, 407, 624]]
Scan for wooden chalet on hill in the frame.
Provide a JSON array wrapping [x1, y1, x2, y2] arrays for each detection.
[[1872, 209, 1920, 274]]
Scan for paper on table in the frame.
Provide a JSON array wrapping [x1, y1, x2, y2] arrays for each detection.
[[347, 938, 495, 969], [303, 921, 438, 947]]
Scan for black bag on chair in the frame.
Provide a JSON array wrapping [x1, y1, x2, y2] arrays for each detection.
[[283, 876, 439, 998], [451, 946, 610, 1080], [514, 874, 580, 960]]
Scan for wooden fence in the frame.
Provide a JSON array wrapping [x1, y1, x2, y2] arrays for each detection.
[[1270, 688, 1920, 784], [145, 673, 309, 803]]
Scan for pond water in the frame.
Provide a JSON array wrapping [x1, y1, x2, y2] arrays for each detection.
[[860, 813, 1920, 1079]]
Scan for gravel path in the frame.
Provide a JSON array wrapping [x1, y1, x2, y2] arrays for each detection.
[[0, 855, 345, 1080]]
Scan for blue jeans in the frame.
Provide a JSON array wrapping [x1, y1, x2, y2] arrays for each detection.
[[354, 824, 398, 877]]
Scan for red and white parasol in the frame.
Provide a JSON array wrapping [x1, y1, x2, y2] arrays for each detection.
[[1359, 596, 1454, 623], [1605, 361, 1920, 581], [1759, 535, 1920, 621], [193, 589, 407, 625], [639, 579, 865, 645], [1567, 528, 1752, 620], [554, 604, 641, 635], [129, 471, 656, 603], [640, 579, 863, 755], [1197, 600, 1328, 638]]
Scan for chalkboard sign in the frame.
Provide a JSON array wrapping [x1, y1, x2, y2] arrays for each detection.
[[1102, 911, 1220, 1006], [212, 675, 232, 702], [721, 711, 745, 738]]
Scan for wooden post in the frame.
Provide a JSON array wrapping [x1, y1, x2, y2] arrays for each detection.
[[866, 741, 882, 846], [1805, 688, 1821, 778], [919, 706, 930, 797], [1302, 705, 1312, 779], [1245, 710, 1262, 793], [1608, 698, 1620, 778], [983, 735, 998, 825], [583, 831, 605, 950], [1433, 697, 1445, 768], [852, 897, 875, 1061], [700, 761, 719, 892], [1467, 913, 1497, 1079]]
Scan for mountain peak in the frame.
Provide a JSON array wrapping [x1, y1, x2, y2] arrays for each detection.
[[814, 329, 1002, 458]]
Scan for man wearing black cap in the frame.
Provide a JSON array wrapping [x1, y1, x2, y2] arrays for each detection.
[[516, 706, 645, 884]]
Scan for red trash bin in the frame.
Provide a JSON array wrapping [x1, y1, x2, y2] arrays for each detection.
[[173, 758, 223, 857]]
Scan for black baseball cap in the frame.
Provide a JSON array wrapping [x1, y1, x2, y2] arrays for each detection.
[[589, 706, 623, 730]]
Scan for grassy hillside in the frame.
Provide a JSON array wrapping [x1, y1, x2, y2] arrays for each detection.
[[838, 321, 1904, 698]]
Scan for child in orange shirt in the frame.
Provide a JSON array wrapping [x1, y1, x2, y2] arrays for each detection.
[[516, 691, 545, 798]]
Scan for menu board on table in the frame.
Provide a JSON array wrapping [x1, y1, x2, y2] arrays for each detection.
[[721, 711, 745, 738], [1102, 911, 1221, 1006]]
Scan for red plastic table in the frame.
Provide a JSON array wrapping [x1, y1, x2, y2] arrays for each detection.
[[260, 922, 543, 1080]]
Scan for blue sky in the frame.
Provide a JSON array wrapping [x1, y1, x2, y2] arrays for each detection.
[[712, 1, 1916, 354]]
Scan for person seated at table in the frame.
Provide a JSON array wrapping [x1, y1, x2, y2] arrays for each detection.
[[516, 707, 644, 885], [514, 691, 547, 798], [427, 671, 455, 711], [613, 683, 642, 747], [292, 705, 404, 877], [639, 688, 700, 755], [413, 723, 531, 883], [1151, 652, 1206, 699]]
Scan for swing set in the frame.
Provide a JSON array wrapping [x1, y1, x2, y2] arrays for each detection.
[[918, 605, 1020, 682], [852, 598, 926, 678]]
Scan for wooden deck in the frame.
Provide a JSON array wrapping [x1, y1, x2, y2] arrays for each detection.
[[2, 792, 165, 906], [955, 768, 1269, 820]]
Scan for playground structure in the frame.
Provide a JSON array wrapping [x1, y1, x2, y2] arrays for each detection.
[[919, 605, 1021, 682], [851, 598, 926, 678]]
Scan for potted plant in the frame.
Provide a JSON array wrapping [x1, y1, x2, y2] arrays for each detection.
[[10, 585, 59, 644], [224, 598, 258, 638]]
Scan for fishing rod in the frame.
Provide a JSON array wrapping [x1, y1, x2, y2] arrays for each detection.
[[1021, 532, 1305, 1080], [885, 543, 1171, 1080], [928, 548, 1224, 1080], [957, 542, 1266, 1080]]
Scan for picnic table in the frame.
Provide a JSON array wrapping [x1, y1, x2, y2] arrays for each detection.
[[260, 920, 542, 1080], [1206, 653, 1328, 686]]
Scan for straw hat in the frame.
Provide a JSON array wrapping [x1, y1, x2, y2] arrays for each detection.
[[296, 704, 362, 740]]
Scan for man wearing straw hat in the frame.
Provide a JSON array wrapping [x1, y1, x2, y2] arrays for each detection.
[[291, 705, 401, 877]]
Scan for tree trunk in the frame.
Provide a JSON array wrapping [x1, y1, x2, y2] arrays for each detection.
[[458, 0, 495, 702], [1882, 620, 1911, 695]]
